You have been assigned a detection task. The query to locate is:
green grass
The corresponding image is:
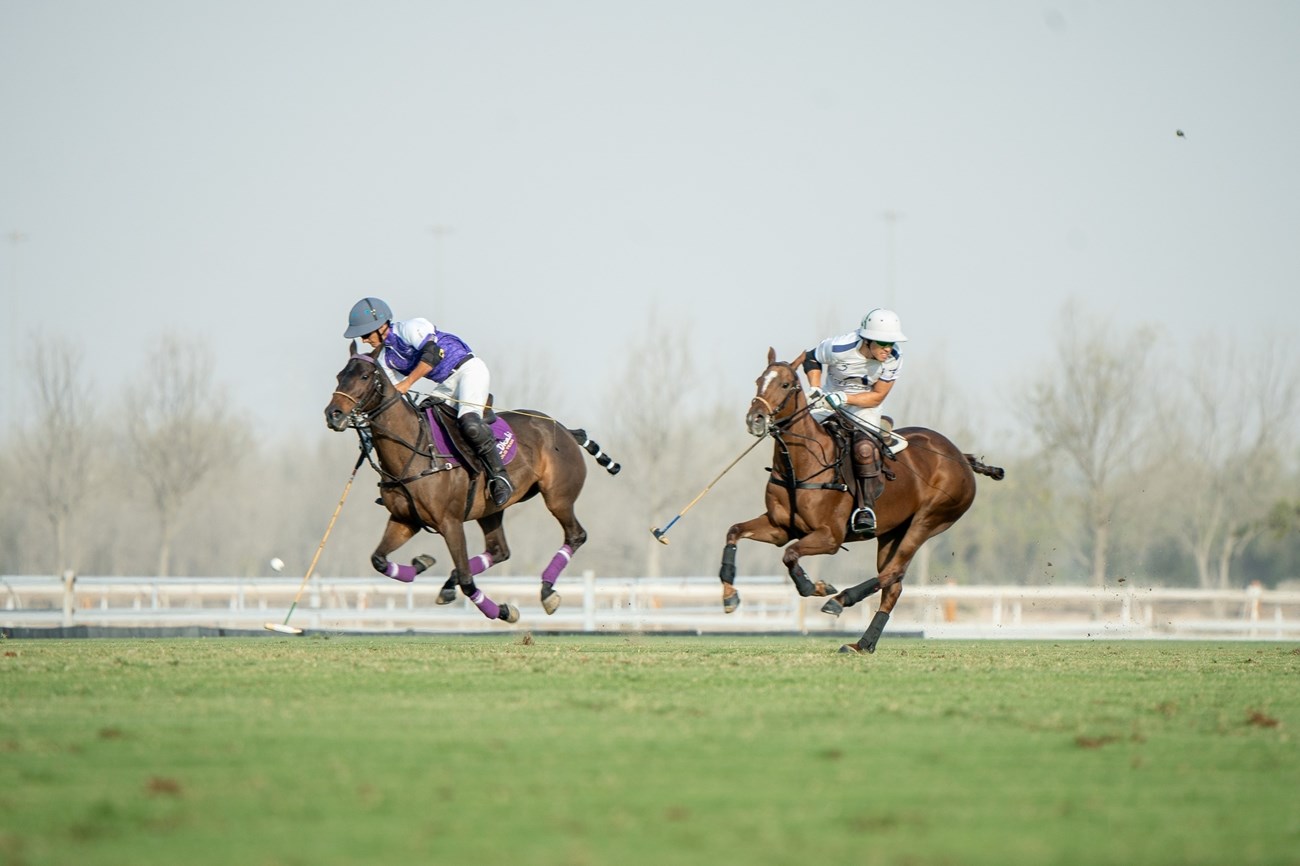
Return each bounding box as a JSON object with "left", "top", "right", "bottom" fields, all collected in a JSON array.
[{"left": 2, "top": 636, "right": 1298, "bottom": 866}]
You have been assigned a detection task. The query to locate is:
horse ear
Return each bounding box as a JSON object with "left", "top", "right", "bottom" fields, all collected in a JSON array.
[{"left": 767, "top": 346, "right": 777, "bottom": 365}]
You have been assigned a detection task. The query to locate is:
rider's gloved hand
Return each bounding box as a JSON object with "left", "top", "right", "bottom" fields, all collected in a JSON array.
[
  {"left": 806, "top": 386, "right": 824, "bottom": 404},
  {"left": 824, "top": 391, "right": 847, "bottom": 410}
]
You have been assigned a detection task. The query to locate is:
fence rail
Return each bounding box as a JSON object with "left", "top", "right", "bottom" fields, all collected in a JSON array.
[{"left": 3, "top": 573, "right": 1299, "bottom": 639}]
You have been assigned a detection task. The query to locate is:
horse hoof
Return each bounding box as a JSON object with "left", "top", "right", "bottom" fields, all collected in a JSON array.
[
  {"left": 722, "top": 590, "right": 741, "bottom": 614},
  {"left": 436, "top": 587, "right": 457, "bottom": 605},
  {"left": 413, "top": 554, "right": 436, "bottom": 574},
  {"left": 821, "top": 597, "right": 844, "bottom": 617},
  {"left": 813, "top": 581, "right": 838, "bottom": 597},
  {"left": 541, "top": 589, "right": 561, "bottom": 615},
  {"left": 837, "top": 643, "right": 863, "bottom": 654},
  {"left": 498, "top": 603, "right": 521, "bottom": 624}
]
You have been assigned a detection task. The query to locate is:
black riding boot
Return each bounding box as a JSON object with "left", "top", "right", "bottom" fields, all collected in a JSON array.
[
  {"left": 458, "top": 413, "right": 514, "bottom": 507},
  {"left": 850, "top": 435, "right": 880, "bottom": 535}
]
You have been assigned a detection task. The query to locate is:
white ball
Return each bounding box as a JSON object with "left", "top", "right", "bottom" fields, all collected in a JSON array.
[{"left": 270, "top": 557, "right": 285, "bottom": 573}]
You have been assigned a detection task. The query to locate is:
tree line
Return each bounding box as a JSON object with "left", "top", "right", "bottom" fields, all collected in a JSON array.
[{"left": 3, "top": 301, "right": 1298, "bottom": 590}]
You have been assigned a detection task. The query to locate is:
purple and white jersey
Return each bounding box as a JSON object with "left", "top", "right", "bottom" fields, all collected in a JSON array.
[
  {"left": 813, "top": 332, "right": 903, "bottom": 395},
  {"left": 378, "top": 318, "right": 473, "bottom": 384}
]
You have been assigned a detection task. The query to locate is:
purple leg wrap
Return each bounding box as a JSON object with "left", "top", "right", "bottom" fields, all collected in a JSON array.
[
  {"left": 541, "top": 544, "right": 574, "bottom": 586},
  {"left": 469, "top": 553, "right": 495, "bottom": 576},
  {"left": 470, "top": 590, "right": 500, "bottom": 620},
  {"left": 385, "top": 562, "right": 417, "bottom": 583}
]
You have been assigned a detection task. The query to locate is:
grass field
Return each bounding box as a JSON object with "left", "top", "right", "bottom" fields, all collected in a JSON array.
[{"left": 2, "top": 635, "right": 1297, "bottom": 866}]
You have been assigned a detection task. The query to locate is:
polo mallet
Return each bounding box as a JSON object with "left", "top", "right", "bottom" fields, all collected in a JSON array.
[
  {"left": 651, "top": 433, "right": 768, "bottom": 544},
  {"left": 264, "top": 447, "right": 368, "bottom": 635}
]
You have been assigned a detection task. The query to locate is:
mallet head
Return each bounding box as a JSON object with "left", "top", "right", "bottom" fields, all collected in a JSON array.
[{"left": 263, "top": 622, "right": 304, "bottom": 636}]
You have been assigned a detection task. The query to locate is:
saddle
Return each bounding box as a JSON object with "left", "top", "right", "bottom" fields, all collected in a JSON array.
[
  {"left": 822, "top": 416, "right": 898, "bottom": 510},
  {"left": 415, "top": 396, "right": 517, "bottom": 473}
]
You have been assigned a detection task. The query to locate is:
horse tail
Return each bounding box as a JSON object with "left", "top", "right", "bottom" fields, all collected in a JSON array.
[
  {"left": 964, "top": 454, "right": 1005, "bottom": 480},
  {"left": 569, "top": 429, "right": 622, "bottom": 475}
]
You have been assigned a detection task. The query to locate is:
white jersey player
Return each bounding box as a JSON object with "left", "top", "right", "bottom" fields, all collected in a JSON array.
[{"left": 797, "top": 308, "right": 908, "bottom": 535}]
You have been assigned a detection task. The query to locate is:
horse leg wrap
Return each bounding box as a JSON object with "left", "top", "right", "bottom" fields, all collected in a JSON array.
[
  {"left": 383, "top": 562, "right": 418, "bottom": 583},
  {"left": 541, "top": 544, "right": 574, "bottom": 586},
  {"left": 861, "top": 610, "right": 890, "bottom": 654},
  {"left": 469, "top": 553, "right": 495, "bottom": 576},
  {"left": 468, "top": 588, "right": 500, "bottom": 620},
  {"left": 719, "top": 544, "right": 737, "bottom": 584},
  {"left": 845, "top": 577, "right": 881, "bottom": 605},
  {"left": 789, "top": 564, "right": 815, "bottom": 597}
]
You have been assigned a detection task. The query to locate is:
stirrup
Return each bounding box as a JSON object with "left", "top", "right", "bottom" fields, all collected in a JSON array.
[
  {"left": 850, "top": 506, "right": 876, "bottom": 534},
  {"left": 488, "top": 475, "right": 514, "bottom": 506}
]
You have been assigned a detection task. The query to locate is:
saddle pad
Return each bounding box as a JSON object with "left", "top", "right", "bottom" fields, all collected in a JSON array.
[{"left": 425, "top": 409, "right": 520, "bottom": 468}]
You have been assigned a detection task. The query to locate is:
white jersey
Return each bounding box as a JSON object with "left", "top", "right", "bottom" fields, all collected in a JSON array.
[{"left": 811, "top": 332, "right": 902, "bottom": 429}]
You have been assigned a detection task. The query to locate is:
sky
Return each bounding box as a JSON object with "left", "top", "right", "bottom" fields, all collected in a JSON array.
[{"left": 3, "top": 0, "right": 1299, "bottom": 444}]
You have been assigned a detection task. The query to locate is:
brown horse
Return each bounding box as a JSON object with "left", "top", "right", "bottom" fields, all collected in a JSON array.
[
  {"left": 719, "top": 349, "right": 1003, "bottom": 653},
  {"left": 325, "top": 352, "right": 620, "bottom": 623}
]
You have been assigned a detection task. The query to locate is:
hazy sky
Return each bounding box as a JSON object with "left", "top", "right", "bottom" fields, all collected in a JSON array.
[{"left": 3, "top": 1, "right": 1299, "bottom": 442}]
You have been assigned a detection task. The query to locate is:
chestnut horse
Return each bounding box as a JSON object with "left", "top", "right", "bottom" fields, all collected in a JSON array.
[
  {"left": 325, "top": 352, "right": 620, "bottom": 624},
  {"left": 719, "top": 349, "right": 1003, "bottom": 653}
]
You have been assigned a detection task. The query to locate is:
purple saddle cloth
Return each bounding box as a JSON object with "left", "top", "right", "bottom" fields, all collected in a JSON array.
[{"left": 425, "top": 409, "right": 519, "bottom": 469}]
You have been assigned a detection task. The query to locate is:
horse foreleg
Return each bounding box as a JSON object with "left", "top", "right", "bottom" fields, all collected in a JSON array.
[
  {"left": 441, "top": 513, "right": 514, "bottom": 605},
  {"left": 779, "top": 527, "right": 841, "bottom": 599},
  {"left": 720, "top": 516, "right": 790, "bottom": 613},
  {"left": 445, "top": 519, "right": 518, "bottom": 624},
  {"left": 840, "top": 581, "right": 903, "bottom": 654},
  {"left": 370, "top": 519, "right": 437, "bottom": 583}
]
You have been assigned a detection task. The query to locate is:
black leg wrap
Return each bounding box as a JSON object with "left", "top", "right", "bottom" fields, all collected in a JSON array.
[
  {"left": 719, "top": 543, "right": 737, "bottom": 584},
  {"left": 790, "top": 565, "right": 815, "bottom": 597},
  {"left": 454, "top": 570, "right": 473, "bottom": 590},
  {"left": 860, "top": 610, "right": 890, "bottom": 654},
  {"left": 845, "top": 577, "right": 882, "bottom": 605}
]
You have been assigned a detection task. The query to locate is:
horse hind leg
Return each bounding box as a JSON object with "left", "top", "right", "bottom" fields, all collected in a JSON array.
[
  {"left": 839, "top": 581, "right": 902, "bottom": 655},
  {"left": 538, "top": 483, "right": 588, "bottom": 615}
]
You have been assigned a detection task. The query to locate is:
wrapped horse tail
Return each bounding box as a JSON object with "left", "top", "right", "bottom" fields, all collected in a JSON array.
[{"left": 569, "top": 429, "right": 621, "bottom": 475}]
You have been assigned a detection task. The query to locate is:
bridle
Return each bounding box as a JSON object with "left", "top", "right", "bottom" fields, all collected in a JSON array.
[
  {"left": 749, "top": 363, "right": 810, "bottom": 430},
  {"left": 334, "top": 354, "right": 406, "bottom": 427}
]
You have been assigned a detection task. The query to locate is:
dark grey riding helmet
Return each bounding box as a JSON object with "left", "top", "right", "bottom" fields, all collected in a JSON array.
[{"left": 344, "top": 297, "right": 393, "bottom": 338}]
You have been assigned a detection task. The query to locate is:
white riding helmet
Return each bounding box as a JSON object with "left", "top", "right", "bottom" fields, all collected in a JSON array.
[{"left": 857, "top": 308, "right": 908, "bottom": 343}]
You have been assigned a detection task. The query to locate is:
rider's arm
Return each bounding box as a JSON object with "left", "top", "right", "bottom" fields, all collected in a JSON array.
[
  {"left": 842, "top": 379, "right": 894, "bottom": 409},
  {"left": 799, "top": 349, "right": 821, "bottom": 389},
  {"left": 395, "top": 360, "right": 434, "bottom": 394}
]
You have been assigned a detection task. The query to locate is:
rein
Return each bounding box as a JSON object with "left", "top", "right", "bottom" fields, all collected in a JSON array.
[
  {"left": 752, "top": 366, "right": 851, "bottom": 536},
  {"left": 335, "top": 356, "right": 455, "bottom": 523}
]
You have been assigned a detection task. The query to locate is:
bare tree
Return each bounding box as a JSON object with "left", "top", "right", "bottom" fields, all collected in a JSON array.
[
  {"left": 1021, "top": 301, "right": 1162, "bottom": 586},
  {"left": 604, "top": 312, "right": 702, "bottom": 578},
  {"left": 123, "top": 336, "right": 246, "bottom": 576},
  {"left": 11, "top": 338, "right": 98, "bottom": 574},
  {"left": 1165, "top": 337, "right": 1299, "bottom": 588}
]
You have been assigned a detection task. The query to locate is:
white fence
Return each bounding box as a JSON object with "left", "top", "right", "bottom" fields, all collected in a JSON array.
[{"left": 3, "top": 573, "right": 1299, "bottom": 640}]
